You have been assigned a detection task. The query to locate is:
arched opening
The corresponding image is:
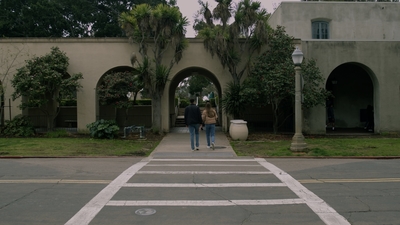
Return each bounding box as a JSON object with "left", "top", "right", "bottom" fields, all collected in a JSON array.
[
  {"left": 95, "top": 66, "right": 152, "bottom": 128},
  {"left": 168, "top": 67, "right": 222, "bottom": 129},
  {"left": 326, "top": 62, "right": 377, "bottom": 132},
  {"left": 55, "top": 73, "right": 79, "bottom": 130},
  {"left": 24, "top": 73, "right": 79, "bottom": 131}
]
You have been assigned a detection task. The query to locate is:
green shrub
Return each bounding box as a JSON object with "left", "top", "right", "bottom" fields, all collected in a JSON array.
[
  {"left": 210, "top": 98, "right": 218, "bottom": 107},
  {"left": 135, "top": 99, "right": 152, "bottom": 105},
  {"left": 86, "top": 119, "right": 120, "bottom": 139},
  {"left": 151, "top": 127, "right": 160, "bottom": 135},
  {"left": 60, "top": 99, "right": 77, "bottom": 106},
  {"left": 1, "top": 115, "right": 36, "bottom": 137},
  {"left": 179, "top": 99, "right": 189, "bottom": 108}
]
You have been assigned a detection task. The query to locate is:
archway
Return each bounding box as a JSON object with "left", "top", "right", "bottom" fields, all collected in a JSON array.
[
  {"left": 22, "top": 72, "right": 79, "bottom": 130},
  {"left": 95, "top": 66, "right": 152, "bottom": 128},
  {"left": 168, "top": 67, "right": 222, "bottom": 129},
  {"left": 326, "top": 62, "right": 378, "bottom": 132}
]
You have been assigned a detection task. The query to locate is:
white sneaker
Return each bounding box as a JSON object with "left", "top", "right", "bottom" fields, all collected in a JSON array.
[
  {"left": 332, "top": 127, "right": 335, "bottom": 131},
  {"left": 206, "top": 146, "right": 210, "bottom": 149},
  {"left": 211, "top": 142, "right": 215, "bottom": 150}
]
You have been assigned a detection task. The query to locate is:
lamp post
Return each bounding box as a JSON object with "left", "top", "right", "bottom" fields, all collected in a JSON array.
[{"left": 290, "top": 47, "right": 307, "bottom": 151}]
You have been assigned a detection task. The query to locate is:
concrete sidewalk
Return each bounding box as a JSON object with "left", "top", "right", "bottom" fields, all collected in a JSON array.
[{"left": 150, "top": 126, "right": 237, "bottom": 158}]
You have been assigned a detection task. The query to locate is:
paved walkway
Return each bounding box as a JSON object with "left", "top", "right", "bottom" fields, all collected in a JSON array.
[{"left": 150, "top": 126, "right": 237, "bottom": 158}]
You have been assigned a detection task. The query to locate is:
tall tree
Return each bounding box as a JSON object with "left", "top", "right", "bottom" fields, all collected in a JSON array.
[
  {"left": 196, "top": 0, "right": 270, "bottom": 85},
  {"left": 0, "top": 0, "right": 169, "bottom": 37},
  {"left": 89, "top": 0, "right": 172, "bottom": 37},
  {"left": 120, "top": 3, "right": 188, "bottom": 133},
  {"left": 244, "top": 26, "right": 330, "bottom": 133},
  {"left": 0, "top": 0, "right": 71, "bottom": 37},
  {"left": 11, "top": 47, "right": 83, "bottom": 129}
]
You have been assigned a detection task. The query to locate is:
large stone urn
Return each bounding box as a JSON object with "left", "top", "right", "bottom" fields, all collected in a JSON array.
[{"left": 229, "top": 120, "right": 248, "bottom": 141}]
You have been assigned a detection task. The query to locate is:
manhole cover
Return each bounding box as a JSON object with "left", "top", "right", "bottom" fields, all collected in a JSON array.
[{"left": 135, "top": 208, "right": 156, "bottom": 216}]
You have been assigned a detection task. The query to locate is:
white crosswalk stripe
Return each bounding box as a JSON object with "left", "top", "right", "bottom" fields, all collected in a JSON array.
[
  {"left": 65, "top": 157, "right": 350, "bottom": 225},
  {"left": 136, "top": 171, "right": 272, "bottom": 174},
  {"left": 122, "top": 183, "right": 287, "bottom": 187},
  {"left": 106, "top": 199, "right": 306, "bottom": 206}
]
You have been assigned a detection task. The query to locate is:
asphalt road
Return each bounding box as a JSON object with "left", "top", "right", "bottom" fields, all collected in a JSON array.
[{"left": 1, "top": 157, "right": 399, "bottom": 225}]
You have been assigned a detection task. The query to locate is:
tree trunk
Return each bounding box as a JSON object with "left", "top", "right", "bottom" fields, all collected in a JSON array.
[
  {"left": 44, "top": 92, "right": 60, "bottom": 131},
  {"left": 151, "top": 95, "right": 162, "bottom": 134},
  {"left": 46, "top": 99, "right": 57, "bottom": 130},
  {"left": 272, "top": 102, "right": 279, "bottom": 134}
]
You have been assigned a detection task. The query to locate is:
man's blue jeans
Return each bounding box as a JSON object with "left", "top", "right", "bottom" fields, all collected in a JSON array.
[
  {"left": 205, "top": 124, "right": 216, "bottom": 147},
  {"left": 188, "top": 124, "right": 200, "bottom": 150}
]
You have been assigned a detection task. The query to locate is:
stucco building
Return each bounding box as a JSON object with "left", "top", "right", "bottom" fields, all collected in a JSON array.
[
  {"left": 269, "top": 1, "right": 400, "bottom": 134},
  {"left": 0, "top": 38, "right": 233, "bottom": 132},
  {"left": 1, "top": 1, "right": 399, "bottom": 134}
]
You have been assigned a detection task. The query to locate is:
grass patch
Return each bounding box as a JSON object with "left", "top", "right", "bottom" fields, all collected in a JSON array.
[
  {"left": 2, "top": 132, "right": 400, "bottom": 158},
  {"left": 45, "top": 130, "right": 70, "bottom": 138},
  {"left": 0, "top": 138, "right": 160, "bottom": 157},
  {"left": 232, "top": 136, "right": 400, "bottom": 157}
]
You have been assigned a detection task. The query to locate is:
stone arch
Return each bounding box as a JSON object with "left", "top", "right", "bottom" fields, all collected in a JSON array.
[
  {"left": 168, "top": 66, "right": 223, "bottom": 129},
  {"left": 56, "top": 72, "right": 79, "bottom": 129},
  {"left": 22, "top": 71, "right": 80, "bottom": 130},
  {"left": 95, "top": 66, "right": 151, "bottom": 127},
  {"left": 325, "top": 62, "right": 379, "bottom": 132}
]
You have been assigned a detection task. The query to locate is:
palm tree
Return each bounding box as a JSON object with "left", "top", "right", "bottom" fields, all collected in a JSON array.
[
  {"left": 120, "top": 3, "right": 188, "bottom": 133},
  {"left": 195, "top": 0, "right": 270, "bottom": 119},
  {"left": 196, "top": 0, "right": 270, "bottom": 85}
]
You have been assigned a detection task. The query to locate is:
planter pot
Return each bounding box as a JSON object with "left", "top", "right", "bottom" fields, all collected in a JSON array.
[
  {"left": 229, "top": 120, "right": 243, "bottom": 137},
  {"left": 229, "top": 120, "right": 248, "bottom": 141}
]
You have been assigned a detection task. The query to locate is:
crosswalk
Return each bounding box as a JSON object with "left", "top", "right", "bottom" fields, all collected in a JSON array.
[{"left": 65, "top": 158, "right": 350, "bottom": 225}]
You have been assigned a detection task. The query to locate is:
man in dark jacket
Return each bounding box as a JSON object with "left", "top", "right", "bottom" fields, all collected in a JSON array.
[{"left": 184, "top": 98, "right": 203, "bottom": 151}]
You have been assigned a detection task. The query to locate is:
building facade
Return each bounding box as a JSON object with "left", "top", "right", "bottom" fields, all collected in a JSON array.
[
  {"left": 269, "top": 2, "right": 400, "bottom": 134},
  {"left": 0, "top": 38, "right": 232, "bottom": 132},
  {"left": 1, "top": 2, "right": 400, "bottom": 134}
]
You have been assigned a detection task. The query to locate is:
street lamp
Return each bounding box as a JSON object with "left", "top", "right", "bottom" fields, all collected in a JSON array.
[{"left": 290, "top": 47, "right": 307, "bottom": 151}]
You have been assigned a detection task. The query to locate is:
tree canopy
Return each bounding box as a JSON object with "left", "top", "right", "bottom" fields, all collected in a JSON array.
[
  {"left": 188, "top": 75, "right": 211, "bottom": 96},
  {"left": 97, "top": 71, "right": 143, "bottom": 109},
  {"left": 11, "top": 47, "right": 83, "bottom": 129},
  {"left": 120, "top": 3, "right": 188, "bottom": 132},
  {"left": 244, "top": 26, "right": 330, "bottom": 133},
  {"left": 0, "top": 0, "right": 169, "bottom": 37},
  {"left": 97, "top": 70, "right": 143, "bottom": 125},
  {"left": 195, "top": 0, "right": 271, "bottom": 85}
]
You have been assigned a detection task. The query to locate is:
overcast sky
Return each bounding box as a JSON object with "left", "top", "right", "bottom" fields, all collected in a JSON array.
[{"left": 176, "top": 0, "right": 300, "bottom": 37}]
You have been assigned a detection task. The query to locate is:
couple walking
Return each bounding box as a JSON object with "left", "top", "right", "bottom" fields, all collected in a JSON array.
[{"left": 184, "top": 99, "right": 218, "bottom": 151}]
